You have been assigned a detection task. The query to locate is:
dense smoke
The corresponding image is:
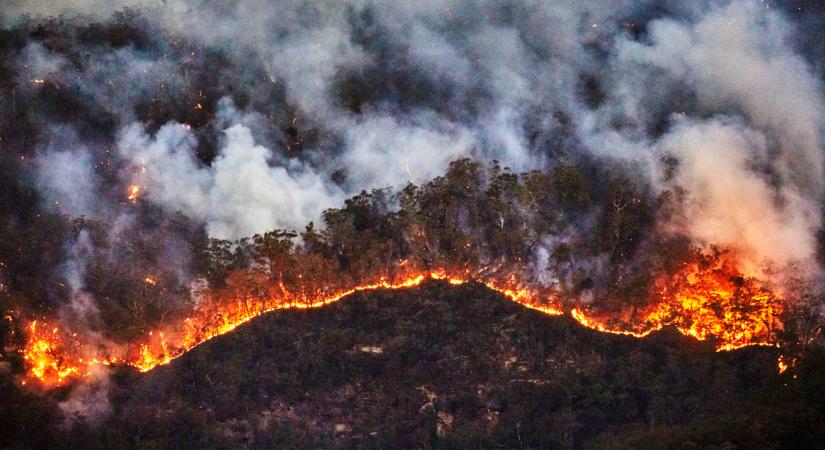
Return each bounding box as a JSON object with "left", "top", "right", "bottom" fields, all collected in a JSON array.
[
  {"left": 2, "top": 0, "right": 825, "bottom": 419},
  {"left": 4, "top": 0, "right": 821, "bottom": 253},
  {"left": 658, "top": 118, "right": 819, "bottom": 273},
  {"left": 611, "top": 1, "right": 824, "bottom": 272}
]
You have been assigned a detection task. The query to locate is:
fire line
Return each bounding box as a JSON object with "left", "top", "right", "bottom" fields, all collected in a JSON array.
[{"left": 21, "top": 266, "right": 781, "bottom": 387}]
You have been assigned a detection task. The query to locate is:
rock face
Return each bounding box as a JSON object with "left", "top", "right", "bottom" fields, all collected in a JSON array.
[{"left": 105, "top": 280, "right": 795, "bottom": 448}]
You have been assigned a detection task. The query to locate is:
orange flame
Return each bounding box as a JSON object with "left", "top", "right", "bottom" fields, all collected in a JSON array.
[
  {"left": 777, "top": 356, "right": 789, "bottom": 374},
  {"left": 22, "top": 320, "right": 129, "bottom": 386},
  {"left": 23, "top": 321, "right": 80, "bottom": 385},
  {"left": 20, "top": 263, "right": 781, "bottom": 387},
  {"left": 570, "top": 261, "right": 781, "bottom": 350}
]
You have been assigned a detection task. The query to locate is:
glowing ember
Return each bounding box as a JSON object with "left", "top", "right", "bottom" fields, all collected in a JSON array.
[
  {"left": 127, "top": 184, "right": 141, "bottom": 203},
  {"left": 778, "top": 356, "right": 789, "bottom": 374}
]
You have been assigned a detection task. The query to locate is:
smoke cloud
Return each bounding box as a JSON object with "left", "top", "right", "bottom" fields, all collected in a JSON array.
[
  {"left": 659, "top": 118, "right": 819, "bottom": 272},
  {"left": 4, "top": 0, "right": 822, "bottom": 269},
  {"left": 117, "top": 120, "right": 347, "bottom": 238},
  {"left": 4, "top": 2, "right": 822, "bottom": 254},
  {"left": 608, "top": 1, "right": 824, "bottom": 272},
  {"left": 3, "top": 1, "right": 825, "bottom": 411},
  {"left": 35, "top": 132, "right": 101, "bottom": 218}
]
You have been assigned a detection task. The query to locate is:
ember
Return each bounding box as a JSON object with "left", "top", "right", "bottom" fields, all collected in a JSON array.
[{"left": 127, "top": 185, "right": 141, "bottom": 203}]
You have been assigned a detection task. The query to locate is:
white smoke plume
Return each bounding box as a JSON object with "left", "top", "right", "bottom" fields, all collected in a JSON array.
[
  {"left": 609, "top": 1, "right": 824, "bottom": 272},
  {"left": 615, "top": 1, "right": 824, "bottom": 190},
  {"left": 117, "top": 120, "right": 346, "bottom": 238},
  {"left": 60, "top": 230, "right": 101, "bottom": 324},
  {"left": 7, "top": 0, "right": 820, "bottom": 267},
  {"left": 35, "top": 141, "right": 100, "bottom": 218},
  {"left": 340, "top": 114, "right": 476, "bottom": 191},
  {"left": 6, "top": 0, "right": 824, "bottom": 276},
  {"left": 5, "top": 1, "right": 821, "bottom": 267},
  {"left": 658, "top": 118, "right": 819, "bottom": 273}
]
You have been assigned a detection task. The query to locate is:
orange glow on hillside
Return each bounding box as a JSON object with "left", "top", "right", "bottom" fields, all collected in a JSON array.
[
  {"left": 569, "top": 260, "right": 781, "bottom": 350},
  {"left": 20, "top": 262, "right": 781, "bottom": 387},
  {"left": 23, "top": 321, "right": 123, "bottom": 386}
]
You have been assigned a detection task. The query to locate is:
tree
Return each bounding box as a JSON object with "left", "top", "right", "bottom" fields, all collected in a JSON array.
[
  {"left": 200, "top": 238, "right": 234, "bottom": 288},
  {"left": 251, "top": 230, "right": 296, "bottom": 285}
]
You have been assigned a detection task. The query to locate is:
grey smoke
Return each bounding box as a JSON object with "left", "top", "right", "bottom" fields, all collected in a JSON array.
[
  {"left": 16, "top": 42, "right": 66, "bottom": 83},
  {"left": 117, "top": 120, "right": 347, "bottom": 238},
  {"left": 339, "top": 113, "right": 476, "bottom": 191},
  {"left": 60, "top": 230, "right": 101, "bottom": 324},
  {"left": 614, "top": 0, "right": 824, "bottom": 193},
  {"left": 609, "top": 1, "right": 824, "bottom": 272},
  {"left": 4, "top": 0, "right": 825, "bottom": 426},
  {"left": 58, "top": 364, "right": 111, "bottom": 425},
  {"left": 9, "top": 0, "right": 825, "bottom": 270},
  {"left": 658, "top": 117, "right": 819, "bottom": 273},
  {"left": 35, "top": 127, "right": 101, "bottom": 218}
]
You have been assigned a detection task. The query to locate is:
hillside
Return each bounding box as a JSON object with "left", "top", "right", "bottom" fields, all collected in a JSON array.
[
  {"left": 4, "top": 3, "right": 825, "bottom": 449},
  {"left": 30, "top": 280, "right": 810, "bottom": 449}
]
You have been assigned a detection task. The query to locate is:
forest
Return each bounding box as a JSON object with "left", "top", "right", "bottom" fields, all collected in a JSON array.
[{"left": 2, "top": 1, "right": 825, "bottom": 448}]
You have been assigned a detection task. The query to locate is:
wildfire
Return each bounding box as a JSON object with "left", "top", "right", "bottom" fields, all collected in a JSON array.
[
  {"left": 19, "top": 262, "right": 783, "bottom": 387},
  {"left": 23, "top": 321, "right": 79, "bottom": 385},
  {"left": 22, "top": 321, "right": 125, "bottom": 386},
  {"left": 570, "top": 260, "right": 781, "bottom": 351},
  {"left": 20, "top": 269, "right": 553, "bottom": 384}
]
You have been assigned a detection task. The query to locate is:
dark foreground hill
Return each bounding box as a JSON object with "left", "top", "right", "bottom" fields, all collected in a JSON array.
[{"left": 3, "top": 280, "right": 825, "bottom": 449}]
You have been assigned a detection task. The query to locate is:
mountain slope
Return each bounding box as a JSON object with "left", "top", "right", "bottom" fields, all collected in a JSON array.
[{"left": 95, "top": 280, "right": 813, "bottom": 449}]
